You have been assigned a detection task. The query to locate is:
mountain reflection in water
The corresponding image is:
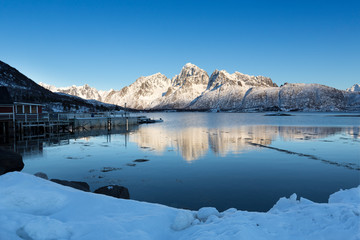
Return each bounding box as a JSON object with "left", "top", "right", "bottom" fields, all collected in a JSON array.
[
  {"left": 2, "top": 125, "right": 359, "bottom": 163},
  {"left": 130, "top": 125, "right": 358, "bottom": 161},
  {"left": 2, "top": 125, "right": 358, "bottom": 162}
]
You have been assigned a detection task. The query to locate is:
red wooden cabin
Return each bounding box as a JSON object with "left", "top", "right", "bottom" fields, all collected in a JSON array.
[{"left": 0, "top": 87, "right": 43, "bottom": 121}]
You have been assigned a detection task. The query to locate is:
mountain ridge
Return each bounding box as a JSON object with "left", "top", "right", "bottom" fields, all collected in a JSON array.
[
  {"left": 40, "top": 63, "right": 282, "bottom": 110},
  {"left": 6, "top": 61, "right": 360, "bottom": 112},
  {"left": 0, "top": 60, "right": 120, "bottom": 112}
]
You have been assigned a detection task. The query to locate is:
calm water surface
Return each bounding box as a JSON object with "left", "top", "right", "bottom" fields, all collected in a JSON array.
[{"left": 16, "top": 113, "right": 360, "bottom": 211}]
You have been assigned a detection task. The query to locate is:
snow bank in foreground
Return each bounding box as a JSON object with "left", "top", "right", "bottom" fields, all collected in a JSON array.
[{"left": 0, "top": 172, "right": 359, "bottom": 240}]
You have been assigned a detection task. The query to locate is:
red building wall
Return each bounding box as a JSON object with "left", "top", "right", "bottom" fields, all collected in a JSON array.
[{"left": 0, "top": 106, "right": 13, "bottom": 113}]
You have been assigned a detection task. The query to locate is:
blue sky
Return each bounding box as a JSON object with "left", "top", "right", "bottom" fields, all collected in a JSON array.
[{"left": 0, "top": 0, "right": 359, "bottom": 90}]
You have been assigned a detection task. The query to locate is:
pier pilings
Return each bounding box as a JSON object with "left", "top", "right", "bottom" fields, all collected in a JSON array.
[{"left": 1, "top": 113, "right": 140, "bottom": 139}]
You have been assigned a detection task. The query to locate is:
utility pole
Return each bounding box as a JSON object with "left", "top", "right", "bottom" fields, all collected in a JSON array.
[{"left": 124, "top": 103, "right": 127, "bottom": 117}]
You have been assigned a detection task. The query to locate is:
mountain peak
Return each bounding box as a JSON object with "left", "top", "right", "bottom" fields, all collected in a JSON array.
[
  {"left": 152, "top": 72, "right": 165, "bottom": 77},
  {"left": 347, "top": 84, "right": 360, "bottom": 92},
  {"left": 172, "top": 63, "right": 209, "bottom": 87},
  {"left": 136, "top": 73, "right": 168, "bottom": 84},
  {"left": 183, "top": 63, "right": 199, "bottom": 69}
]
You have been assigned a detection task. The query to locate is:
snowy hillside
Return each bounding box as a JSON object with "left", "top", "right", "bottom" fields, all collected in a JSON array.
[
  {"left": 0, "top": 60, "right": 56, "bottom": 102},
  {"left": 237, "top": 83, "right": 346, "bottom": 112},
  {"left": 0, "top": 172, "right": 359, "bottom": 240},
  {"left": 39, "top": 63, "right": 360, "bottom": 112},
  {"left": 0, "top": 61, "right": 87, "bottom": 110},
  {"left": 0, "top": 60, "right": 119, "bottom": 112}
]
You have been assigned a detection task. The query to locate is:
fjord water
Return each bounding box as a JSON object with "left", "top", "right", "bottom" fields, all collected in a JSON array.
[{"left": 21, "top": 112, "right": 359, "bottom": 212}]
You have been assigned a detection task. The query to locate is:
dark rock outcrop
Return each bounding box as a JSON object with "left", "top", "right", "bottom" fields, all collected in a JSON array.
[
  {"left": 0, "top": 148, "right": 24, "bottom": 175},
  {"left": 50, "top": 179, "right": 90, "bottom": 192},
  {"left": 94, "top": 185, "right": 130, "bottom": 199},
  {"left": 265, "top": 113, "right": 293, "bottom": 116},
  {"left": 34, "top": 172, "right": 48, "bottom": 180},
  {"left": 133, "top": 159, "right": 149, "bottom": 163}
]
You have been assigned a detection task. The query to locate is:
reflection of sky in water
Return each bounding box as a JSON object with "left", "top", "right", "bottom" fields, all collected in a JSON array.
[{"left": 11, "top": 113, "right": 360, "bottom": 212}]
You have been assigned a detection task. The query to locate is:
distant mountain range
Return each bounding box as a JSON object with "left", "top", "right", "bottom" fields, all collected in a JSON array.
[
  {"left": 39, "top": 63, "right": 360, "bottom": 112},
  {"left": 0, "top": 60, "right": 359, "bottom": 112},
  {"left": 347, "top": 84, "right": 360, "bottom": 92},
  {"left": 0, "top": 60, "right": 119, "bottom": 112}
]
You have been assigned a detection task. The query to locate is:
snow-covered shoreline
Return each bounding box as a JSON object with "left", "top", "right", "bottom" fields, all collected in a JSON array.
[{"left": 0, "top": 172, "right": 359, "bottom": 240}]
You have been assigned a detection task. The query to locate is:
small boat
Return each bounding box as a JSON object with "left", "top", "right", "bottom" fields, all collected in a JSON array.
[{"left": 138, "top": 117, "right": 164, "bottom": 124}]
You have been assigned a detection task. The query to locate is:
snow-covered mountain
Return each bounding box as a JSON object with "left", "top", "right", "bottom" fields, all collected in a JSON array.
[
  {"left": 153, "top": 63, "right": 210, "bottom": 109},
  {"left": 240, "top": 83, "right": 347, "bottom": 111},
  {"left": 40, "top": 63, "right": 277, "bottom": 110},
  {"left": 104, "top": 73, "right": 172, "bottom": 109},
  {"left": 39, "top": 82, "right": 112, "bottom": 102},
  {"left": 40, "top": 63, "right": 360, "bottom": 112},
  {"left": 347, "top": 84, "right": 360, "bottom": 92},
  {"left": 102, "top": 63, "right": 211, "bottom": 109},
  {"left": 188, "top": 69, "right": 276, "bottom": 110}
]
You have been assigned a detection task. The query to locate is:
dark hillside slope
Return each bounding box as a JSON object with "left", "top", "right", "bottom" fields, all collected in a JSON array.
[{"left": 0, "top": 60, "right": 116, "bottom": 111}]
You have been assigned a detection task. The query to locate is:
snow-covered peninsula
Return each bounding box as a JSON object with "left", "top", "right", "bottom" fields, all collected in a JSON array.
[{"left": 0, "top": 172, "right": 359, "bottom": 240}]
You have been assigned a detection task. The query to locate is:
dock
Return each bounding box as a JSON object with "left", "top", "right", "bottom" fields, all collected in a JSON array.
[
  {"left": 0, "top": 87, "right": 145, "bottom": 138},
  {"left": 0, "top": 111, "right": 141, "bottom": 139}
]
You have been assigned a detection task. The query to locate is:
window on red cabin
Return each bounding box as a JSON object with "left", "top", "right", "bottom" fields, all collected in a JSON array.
[
  {"left": 31, "top": 106, "right": 37, "bottom": 113},
  {"left": 24, "top": 106, "right": 30, "bottom": 114},
  {"left": 16, "top": 105, "right": 22, "bottom": 114}
]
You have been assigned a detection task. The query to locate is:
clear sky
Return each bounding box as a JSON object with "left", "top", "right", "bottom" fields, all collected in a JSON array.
[{"left": 0, "top": 0, "right": 359, "bottom": 90}]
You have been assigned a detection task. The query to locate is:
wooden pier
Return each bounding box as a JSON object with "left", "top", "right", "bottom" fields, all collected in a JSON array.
[
  {"left": 69, "top": 113, "right": 138, "bottom": 131},
  {"left": 0, "top": 113, "right": 72, "bottom": 138},
  {"left": 0, "top": 112, "right": 141, "bottom": 138}
]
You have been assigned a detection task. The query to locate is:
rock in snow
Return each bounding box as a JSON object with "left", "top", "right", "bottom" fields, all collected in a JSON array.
[
  {"left": 50, "top": 179, "right": 90, "bottom": 192},
  {"left": 40, "top": 63, "right": 360, "bottom": 111},
  {"left": 0, "top": 148, "right": 24, "bottom": 175},
  {"left": 0, "top": 172, "right": 359, "bottom": 240},
  {"left": 34, "top": 172, "right": 48, "bottom": 180},
  {"left": 93, "top": 185, "right": 130, "bottom": 199}
]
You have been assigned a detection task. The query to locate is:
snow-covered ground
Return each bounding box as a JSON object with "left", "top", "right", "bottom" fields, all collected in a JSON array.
[{"left": 0, "top": 172, "right": 359, "bottom": 240}]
